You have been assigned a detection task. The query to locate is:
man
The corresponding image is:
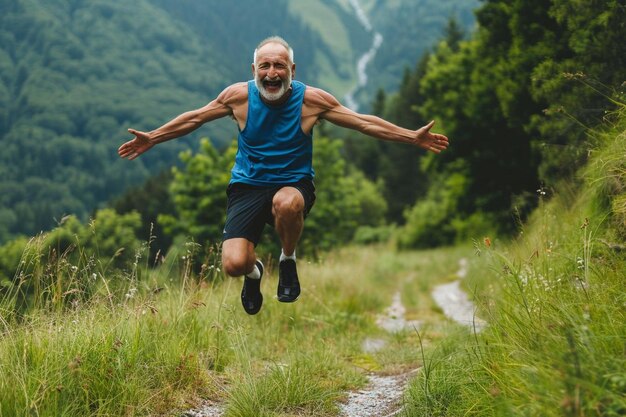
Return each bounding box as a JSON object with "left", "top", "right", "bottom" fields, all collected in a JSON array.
[{"left": 118, "top": 36, "right": 449, "bottom": 315}]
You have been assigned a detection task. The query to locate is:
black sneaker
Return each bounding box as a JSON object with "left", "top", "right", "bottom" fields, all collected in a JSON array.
[
  {"left": 241, "top": 260, "right": 264, "bottom": 315},
  {"left": 278, "top": 258, "right": 300, "bottom": 302}
]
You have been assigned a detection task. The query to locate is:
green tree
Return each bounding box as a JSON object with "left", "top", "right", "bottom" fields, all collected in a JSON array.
[
  {"left": 302, "top": 137, "right": 387, "bottom": 253},
  {"left": 112, "top": 170, "right": 176, "bottom": 258},
  {"left": 343, "top": 54, "right": 433, "bottom": 224},
  {"left": 444, "top": 16, "right": 465, "bottom": 52},
  {"left": 398, "top": 0, "right": 626, "bottom": 247},
  {"left": 159, "top": 139, "right": 234, "bottom": 248},
  {"left": 371, "top": 88, "right": 386, "bottom": 117},
  {"left": 530, "top": 0, "right": 626, "bottom": 182}
]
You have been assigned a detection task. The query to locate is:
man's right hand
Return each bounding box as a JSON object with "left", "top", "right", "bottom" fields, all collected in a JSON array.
[{"left": 118, "top": 128, "right": 154, "bottom": 160}]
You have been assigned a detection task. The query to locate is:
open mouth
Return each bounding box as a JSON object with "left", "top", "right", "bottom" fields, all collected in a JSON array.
[{"left": 263, "top": 79, "right": 282, "bottom": 90}]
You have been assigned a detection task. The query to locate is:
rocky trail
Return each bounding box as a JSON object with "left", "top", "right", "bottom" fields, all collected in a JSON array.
[{"left": 182, "top": 258, "right": 484, "bottom": 417}]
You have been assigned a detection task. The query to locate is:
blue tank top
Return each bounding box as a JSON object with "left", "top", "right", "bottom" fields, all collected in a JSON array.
[{"left": 230, "top": 80, "right": 314, "bottom": 185}]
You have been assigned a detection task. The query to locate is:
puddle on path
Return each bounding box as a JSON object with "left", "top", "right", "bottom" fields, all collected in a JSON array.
[{"left": 431, "top": 258, "right": 486, "bottom": 332}]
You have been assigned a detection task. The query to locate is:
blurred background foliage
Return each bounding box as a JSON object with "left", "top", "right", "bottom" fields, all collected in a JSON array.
[{"left": 0, "top": 0, "right": 624, "bottom": 263}]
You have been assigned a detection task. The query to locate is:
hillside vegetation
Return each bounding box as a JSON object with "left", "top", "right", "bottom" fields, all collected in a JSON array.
[
  {"left": 0, "top": 111, "right": 623, "bottom": 415},
  {"left": 0, "top": 1, "right": 624, "bottom": 415},
  {"left": 404, "top": 106, "right": 626, "bottom": 416},
  {"left": 0, "top": 0, "right": 342, "bottom": 241},
  {"left": 0, "top": 0, "right": 476, "bottom": 243},
  {"left": 341, "top": 0, "right": 626, "bottom": 234}
]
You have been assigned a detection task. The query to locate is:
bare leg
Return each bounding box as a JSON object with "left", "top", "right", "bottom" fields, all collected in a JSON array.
[
  {"left": 272, "top": 187, "right": 305, "bottom": 255},
  {"left": 273, "top": 187, "right": 304, "bottom": 302},
  {"left": 224, "top": 238, "right": 265, "bottom": 315},
  {"left": 222, "top": 238, "right": 256, "bottom": 277}
]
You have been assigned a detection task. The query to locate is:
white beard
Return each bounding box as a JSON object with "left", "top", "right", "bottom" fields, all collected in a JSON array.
[{"left": 255, "top": 71, "right": 292, "bottom": 102}]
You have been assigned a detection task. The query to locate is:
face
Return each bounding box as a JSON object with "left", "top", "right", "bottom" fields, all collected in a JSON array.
[{"left": 253, "top": 43, "right": 295, "bottom": 103}]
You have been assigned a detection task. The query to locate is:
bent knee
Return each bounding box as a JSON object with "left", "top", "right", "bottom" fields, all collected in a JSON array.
[
  {"left": 272, "top": 191, "right": 304, "bottom": 217},
  {"left": 222, "top": 252, "right": 255, "bottom": 277}
]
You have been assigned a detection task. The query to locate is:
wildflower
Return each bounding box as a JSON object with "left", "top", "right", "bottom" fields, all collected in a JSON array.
[
  {"left": 484, "top": 237, "right": 492, "bottom": 248},
  {"left": 576, "top": 257, "right": 585, "bottom": 270},
  {"left": 125, "top": 288, "right": 138, "bottom": 299},
  {"left": 580, "top": 218, "right": 589, "bottom": 229}
]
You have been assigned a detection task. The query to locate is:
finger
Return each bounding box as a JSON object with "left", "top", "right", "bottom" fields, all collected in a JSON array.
[
  {"left": 431, "top": 139, "right": 448, "bottom": 150},
  {"left": 118, "top": 144, "right": 133, "bottom": 155},
  {"left": 128, "top": 128, "right": 146, "bottom": 139},
  {"left": 428, "top": 146, "right": 441, "bottom": 154},
  {"left": 432, "top": 135, "right": 448, "bottom": 148},
  {"left": 423, "top": 120, "right": 435, "bottom": 131},
  {"left": 118, "top": 145, "right": 135, "bottom": 157}
]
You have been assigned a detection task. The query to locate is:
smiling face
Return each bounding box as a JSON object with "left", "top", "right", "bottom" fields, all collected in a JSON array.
[{"left": 253, "top": 42, "right": 295, "bottom": 103}]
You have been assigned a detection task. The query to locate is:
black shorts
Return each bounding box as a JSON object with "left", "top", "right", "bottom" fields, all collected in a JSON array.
[{"left": 222, "top": 178, "right": 316, "bottom": 246}]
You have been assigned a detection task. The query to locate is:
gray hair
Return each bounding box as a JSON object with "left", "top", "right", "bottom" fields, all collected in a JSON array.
[{"left": 253, "top": 36, "right": 294, "bottom": 64}]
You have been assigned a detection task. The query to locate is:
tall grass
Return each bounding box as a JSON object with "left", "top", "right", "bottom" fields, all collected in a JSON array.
[
  {"left": 403, "top": 110, "right": 626, "bottom": 416},
  {"left": 7, "top": 112, "right": 623, "bottom": 416},
  {"left": 0, "top": 236, "right": 227, "bottom": 416},
  {"left": 1, "top": 236, "right": 467, "bottom": 416}
]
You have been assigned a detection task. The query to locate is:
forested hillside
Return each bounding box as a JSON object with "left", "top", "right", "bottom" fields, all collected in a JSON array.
[
  {"left": 0, "top": 0, "right": 476, "bottom": 243},
  {"left": 343, "top": 0, "right": 626, "bottom": 239},
  {"left": 0, "top": 1, "right": 625, "bottom": 415},
  {"left": 354, "top": 0, "right": 479, "bottom": 105},
  {"left": 0, "top": 0, "right": 339, "bottom": 242}
]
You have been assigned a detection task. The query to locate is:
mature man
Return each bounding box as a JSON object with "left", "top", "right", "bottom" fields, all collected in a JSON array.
[{"left": 118, "top": 36, "right": 449, "bottom": 315}]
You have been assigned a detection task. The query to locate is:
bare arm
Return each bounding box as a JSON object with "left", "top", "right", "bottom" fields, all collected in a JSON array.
[
  {"left": 118, "top": 83, "right": 246, "bottom": 160},
  {"left": 304, "top": 87, "right": 449, "bottom": 153}
]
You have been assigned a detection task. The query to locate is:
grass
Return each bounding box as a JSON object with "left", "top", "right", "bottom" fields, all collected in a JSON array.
[
  {"left": 402, "top": 109, "right": 626, "bottom": 416},
  {"left": 0, "top": 240, "right": 468, "bottom": 417},
  {"left": 3, "top": 112, "right": 624, "bottom": 416}
]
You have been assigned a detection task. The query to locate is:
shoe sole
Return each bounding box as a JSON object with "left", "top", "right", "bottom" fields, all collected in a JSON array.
[
  {"left": 277, "top": 285, "right": 300, "bottom": 303},
  {"left": 278, "top": 295, "right": 299, "bottom": 303}
]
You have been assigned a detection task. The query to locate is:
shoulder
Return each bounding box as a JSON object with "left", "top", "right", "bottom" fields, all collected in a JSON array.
[
  {"left": 303, "top": 85, "right": 341, "bottom": 111},
  {"left": 217, "top": 82, "right": 249, "bottom": 106}
]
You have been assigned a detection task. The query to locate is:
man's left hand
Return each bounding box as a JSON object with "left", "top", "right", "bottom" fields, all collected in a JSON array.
[{"left": 414, "top": 120, "right": 449, "bottom": 154}]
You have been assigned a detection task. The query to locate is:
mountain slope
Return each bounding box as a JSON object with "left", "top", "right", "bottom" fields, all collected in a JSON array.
[
  {"left": 0, "top": 0, "right": 477, "bottom": 242},
  {"left": 0, "top": 0, "right": 362, "bottom": 241}
]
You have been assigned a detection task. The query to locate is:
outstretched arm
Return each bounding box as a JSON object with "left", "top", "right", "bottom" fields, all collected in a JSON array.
[
  {"left": 304, "top": 87, "right": 449, "bottom": 153},
  {"left": 118, "top": 83, "right": 245, "bottom": 160}
]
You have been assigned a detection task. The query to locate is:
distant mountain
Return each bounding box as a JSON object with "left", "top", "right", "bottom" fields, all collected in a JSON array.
[
  {"left": 351, "top": 0, "right": 479, "bottom": 107},
  {"left": 0, "top": 0, "right": 477, "bottom": 242}
]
